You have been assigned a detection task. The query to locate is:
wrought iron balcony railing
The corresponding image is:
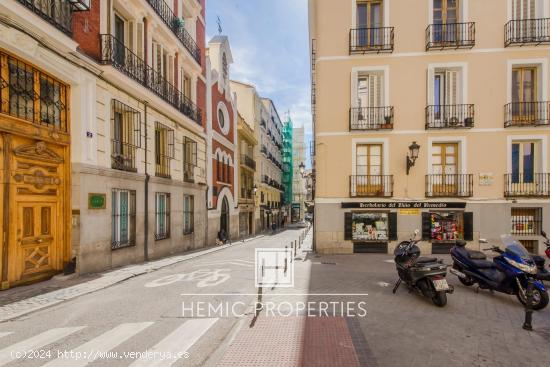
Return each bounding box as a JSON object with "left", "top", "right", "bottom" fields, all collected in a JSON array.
[
  {"left": 100, "top": 34, "right": 202, "bottom": 125},
  {"left": 349, "top": 27, "right": 394, "bottom": 54},
  {"left": 426, "top": 174, "right": 473, "bottom": 197},
  {"left": 505, "top": 173, "right": 550, "bottom": 197},
  {"left": 504, "top": 102, "right": 550, "bottom": 127},
  {"left": 426, "top": 104, "right": 475, "bottom": 129},
  {"left": 350, "top": 175, "right": 394, "bottom": 198},
  {"left": 16, "top": 0, "right": 74, "bottom": 35},
  {"left": 241, "top": 155, "right": 256, "bottom": 170},
  {"left": 349, "top": 107, "right": 394, "bottom": 130},
  {"left": 145, "top": 0, "right": 201, "bottom": 64},
  {"left": 505, "top": 18, "right": 550, "bottom": 46},
  {"left": 426, "top": 22, "right": 475, "bottom": 50}
]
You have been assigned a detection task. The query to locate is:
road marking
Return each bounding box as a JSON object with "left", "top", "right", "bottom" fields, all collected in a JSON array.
[
  {"left": 193, "top": 259, "right": 254, "bottom": 268},
  {"left": 129, "top": 318, "right": 218, "bottom": 367},
  {"left": 0, "top": 333, "right": 11, "bottom": 339},
  {"left": 0, "top": 327, "right": 84, "bottom": 366},
  {"left": 43, "top": 322, "right": 153, "bottom": 367}
]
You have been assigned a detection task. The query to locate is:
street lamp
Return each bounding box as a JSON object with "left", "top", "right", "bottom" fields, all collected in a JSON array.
[{"left": 406, "top": 141, "right": 420, "bottom": 175}]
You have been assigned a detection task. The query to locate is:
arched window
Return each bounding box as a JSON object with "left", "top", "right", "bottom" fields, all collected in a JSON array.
[
  {"left": 222, "top": 53, "right": 228, "bottom": 82},
  {"left": 217, "top": 153, "right": 221, "bottom": 181},
  {"left": 223, "top": 157, "right": 227, "bottom": 182}
]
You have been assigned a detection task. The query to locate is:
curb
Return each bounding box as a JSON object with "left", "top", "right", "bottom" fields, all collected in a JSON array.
[{"left": 0, "top": 234, "right": 265, "bottom": 323}]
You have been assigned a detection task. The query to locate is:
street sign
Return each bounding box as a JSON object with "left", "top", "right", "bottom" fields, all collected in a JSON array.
[{"left": 88, "top": 193, "right": 106, "bottom": 209}]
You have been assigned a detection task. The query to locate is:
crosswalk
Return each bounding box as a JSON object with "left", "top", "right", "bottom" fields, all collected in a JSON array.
[{"left": 0, "top": 318, "right": 218, "bottom": 366}]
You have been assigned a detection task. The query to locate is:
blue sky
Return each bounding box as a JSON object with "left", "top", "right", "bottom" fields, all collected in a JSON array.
[{"left": 205, "top": 0, "right": 312, "bottom": 163}]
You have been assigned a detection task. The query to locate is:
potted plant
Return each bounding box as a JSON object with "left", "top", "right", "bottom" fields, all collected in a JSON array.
[
  {"left": 464, "top": 117, "right": 474, "bottom": 127},
  {"left": 171, "top": 18, "right": 184, "bottom": 32},
  {"left": 382, "top": 115, "right": 392, "bottom": 129}
]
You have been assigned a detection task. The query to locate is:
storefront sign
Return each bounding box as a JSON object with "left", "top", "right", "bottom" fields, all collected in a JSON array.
[
  {"left": 88, "top": 193, "right": 106, "bottom": 209},
  {"left": 479, "top": 173, "right": 494, "bottom": 186},
  {"left": 341, "top": 202, "right": 467, "bottom": 209},
  {"left": 398, "top": 208, "right": 421, "bottom": 215}
]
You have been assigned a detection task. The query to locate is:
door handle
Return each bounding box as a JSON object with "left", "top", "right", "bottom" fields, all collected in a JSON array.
[{"left": 36, "top": 238, "right": 43, "bottom": 243}]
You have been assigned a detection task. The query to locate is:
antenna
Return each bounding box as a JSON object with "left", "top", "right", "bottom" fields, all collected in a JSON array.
[{"left": 217, "top": 16, "right": 223, "bottom": 35}]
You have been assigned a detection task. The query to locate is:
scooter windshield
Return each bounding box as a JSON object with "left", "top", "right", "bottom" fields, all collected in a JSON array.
[{"left": 501, "top": 234, "right": 531, "bottom": 259}]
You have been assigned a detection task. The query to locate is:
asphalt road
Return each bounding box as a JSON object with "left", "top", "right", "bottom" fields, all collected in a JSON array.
[{"left": 0, "top": 229, "right": 307, "bottom": 367}]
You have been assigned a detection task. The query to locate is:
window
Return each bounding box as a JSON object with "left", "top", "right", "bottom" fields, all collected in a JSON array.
[
  {"left": 351, "top": 212, "right": 389, "bottom": 241},
  {"left": 112, "top": 189, "right": 136, "bottom": 249},
  {"left": 183, "top": 195, "right": 194, "bottom": 234},
  {"left": 434, "top": 70, "right": 459, "bottom": 119},
  {"left": 427, "top": 212, "right": 464, "bottom": 241},
  {"left": 1, "top": 52, "right": 69, "bottom": 131},
  {"left": 512, "top": 141, "right": 537, "bottom": 183},
  {"left": 222, "top": 53, "right": 228, "bottom": 82},
  {"left": 512, "top": 0, "right": 536, "bottom": 20},
  {"left": 182, "top": 73, "right": 192, "bottom": 100},
  {"left": 183, "top": 137, "right": 197, "bottom": 182},
  {"left": 155, "top": 122, "right": 175, "bottom": 178},
  {"left": 433, "top": 0, "right": 459, "bottom": 43},
  {"left": 512, "top": 66, "right": 538, "bottom": 121},
  {"left": 218, "top": 108, "right": 225, "bottom": 130},
  {"left": 155, "top": 193, "right": 170, "bottom": 240},
  {"left": 511, "top": 208, "right": 542, "bottom": 235},
  {"left": 356, "top": 144, "right": 382, "bottom": 175},
  {"left": 111, "top": 100, "right": 141, "bottom": 172},
  {"left": 217, "top": 154, "right": 221, "bottom": 182},
  {"left": 356, "top": 1, "right": 383, "bottom": 46}
]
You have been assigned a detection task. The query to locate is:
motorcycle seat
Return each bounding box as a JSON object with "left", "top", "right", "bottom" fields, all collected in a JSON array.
[
  {"left": 471, "top": 259, "right": 495, "bottom": 269},
  {"left": 455, "top": 240, "right": 468, "bottom": 247},
  {"left": 467, "top": 250, "right": 487, "bottom": 260},
  {"left": 415, "top": 257, "right": 438, "bottom": 264}
]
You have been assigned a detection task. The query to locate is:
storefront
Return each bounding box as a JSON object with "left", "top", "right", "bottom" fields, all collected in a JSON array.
[{"left": 421, "top": 211, "right": 473, "bottom": 253}]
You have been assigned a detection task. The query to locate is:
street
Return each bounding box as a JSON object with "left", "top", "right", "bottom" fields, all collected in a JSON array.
[{"left": 1, "top": 228, "right": 550, "bottom": 366}]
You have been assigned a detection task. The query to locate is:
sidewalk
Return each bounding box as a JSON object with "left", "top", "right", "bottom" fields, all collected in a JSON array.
[{"left": 0, "top": 235, "right": 264, "bottom": 322}]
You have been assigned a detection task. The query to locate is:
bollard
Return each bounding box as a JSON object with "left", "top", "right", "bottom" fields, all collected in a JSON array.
[
  {"left": 523, "top": 278, "right": 534, "bottom": 331},
  {"left": 294, "top": 240, "right": 297, "bottom": 256}
]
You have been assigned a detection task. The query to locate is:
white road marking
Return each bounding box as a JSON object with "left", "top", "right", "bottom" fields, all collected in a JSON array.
[
  {"left": 43, "top": 322, "right": 153, "bottom": 367},
  {"left": 377, "top": 282, "right": 391, "bottom": 287},
  {"left": 194, "top": 262, "right": 253, "bottom": 268},
  {"left": 383, "top": 259, "right": 395, "bottom": 263},
  {"left": 0, "top": 327, "right": 84, "bottom": 366},
  {"left": 129, "top": 318, "right": 218, "bottom": 367},
  {"left": 0, "top": 333, "right": 11, "bottom": 339}
]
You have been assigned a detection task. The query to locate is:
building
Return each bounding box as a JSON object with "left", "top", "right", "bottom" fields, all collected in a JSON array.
[
  {"left": 237, "top": 112, "right": 258, "bottom": 237},
  {"left": 260, "top": 98, "right": 285, "bottom": 230},
  {"left": 0, "top": 0, "right": 208, "bottom": 289},
  {"left": 309, "top": 0, "right": 550, "bottom": 255},
  {"left": 292, "top": 126, "right": 307, "bottom": 222},
  {"left": 231, "top": 80, "right": 264, "bottom": 233},
  {"left": 206, "top": 35, "right": 239, "bottom": 243},
  {"left": 282, "top": 117, "right": 294, "bottom": 214}
]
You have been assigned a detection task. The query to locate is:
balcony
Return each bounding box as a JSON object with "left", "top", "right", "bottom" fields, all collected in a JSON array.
[
  {"left": 100, "top": 34, "right": 202, "bottom": 125},
  {"left": 426, "top": 22, "right": 475, "bottom": 50},
  {"left": 504, "top": 102, "right": 550, "bottom": 127},
  {"left": 350, "top": 175, "right": 394, "bottom": 198},
  {"left": 349, "top": 27, "right": 394, "bottom": 54},
  {"left": 505, "top": 18, "right": 550, "bottom": 47},
  {"left": 145, "top": 0, "right": 201, "bottom": 64},
  {"left": 262, "top": 175, "right": 270, "bottom": 184},
  {"left": 241, "top": 155, "right": 256, "bottom": 171},
  {"left": 16, "top": 0, "right": 74, "bottom": 35},
  {"left": 425, "top": 104, "right": 474, "bottom": 129},
  {"left": 505, "top": 173, "right": 550, "bottom": 197},
  {"left": 349, "top": 107, "right": 394, "bottom": 131},
  {"left": 426, "top": 174, "right": 473, "bottom": 197}
]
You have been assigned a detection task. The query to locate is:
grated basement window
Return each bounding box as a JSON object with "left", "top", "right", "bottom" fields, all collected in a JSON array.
[
  {"left": 511, "top": 208, "right": 542, "bottom": 236},
  {"left": 112, "top": 189, "right": 136, "bottom": 250}
]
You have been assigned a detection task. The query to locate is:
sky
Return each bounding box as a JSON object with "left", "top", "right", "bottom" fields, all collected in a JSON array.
[{"left": 205, "top": 0, "right": 312, "bottom": 165}]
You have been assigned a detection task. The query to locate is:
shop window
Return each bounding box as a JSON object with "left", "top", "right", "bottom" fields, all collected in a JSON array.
[
  {"left": 344, "top": 212, "right": 397, "bottom": 242},
  {"left": 422, "top": 211, "right": 473, "bottom": 242},
  {"left": 511, "top": 208, "right": 542, "bottom": 235}
]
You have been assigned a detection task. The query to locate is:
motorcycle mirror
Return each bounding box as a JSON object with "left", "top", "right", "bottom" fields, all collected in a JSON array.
[
  {"left": 542, "top": 230, "right": 547, "bottom": 238},
  {"left": 414, "top": 229, "right": 420, "bottom": 236},
  {"left": 479, "top": 239, "right": 489, "bottom": 244}
]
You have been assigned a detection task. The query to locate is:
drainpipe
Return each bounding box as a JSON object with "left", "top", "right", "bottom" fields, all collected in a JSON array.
[{"left": 143, "top": 102, "right": 149, "bottom": 261}]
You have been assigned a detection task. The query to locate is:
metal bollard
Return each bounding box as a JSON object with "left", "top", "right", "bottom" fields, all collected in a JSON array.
[
  {"left": 523, "top": 278, "right": 534, "bottom": 331},
  {"left": 294, "top": 240, "right": 297, "bottom": 256}
]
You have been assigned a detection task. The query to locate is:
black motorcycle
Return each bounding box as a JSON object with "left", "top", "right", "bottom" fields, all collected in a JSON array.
[{"left": 392, "top": 230, "right": 454, "bottom": 307}]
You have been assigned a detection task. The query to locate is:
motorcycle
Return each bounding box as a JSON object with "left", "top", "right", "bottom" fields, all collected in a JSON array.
[
  {"left": 450, "top": 235, "right": 549, "bottom": 310},
  {"left": 532, "top": 230, "right": 550, "bottom": 274},
  {"left": 392, "top": 230, "right": 453, "bottom": 307}
]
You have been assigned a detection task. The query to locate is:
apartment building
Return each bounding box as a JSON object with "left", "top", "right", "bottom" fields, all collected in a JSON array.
[
  {"left": 309, "top": 0, "right": 550, "bottom": 255},
  {"left": 237, "top": 112, "right": 258, "bottom": 237},
  {"left": 260, "top": 98, "right": 285, "bottom": 230},
  {"left": 292, "top": 126, "right": 307, "bottom": 223},
  {"left": 282, "top": 117, "right": 294, "bottom": 211}
]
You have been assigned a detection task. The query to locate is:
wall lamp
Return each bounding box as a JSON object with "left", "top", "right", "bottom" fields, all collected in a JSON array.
[{"left": 406, "top": 141, "right": 420, "bottom": 175}]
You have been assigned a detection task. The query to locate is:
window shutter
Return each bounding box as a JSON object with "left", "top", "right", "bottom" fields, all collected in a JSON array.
[
  {"left": 388, "top": 212, "right": 398, "bottom": 241},
  {"left": 422, "top": 212, "right": 432, "bottom": 241},
  {"left": 137, "top": 23, "right": 143, "bottom": 59},
  {"left": 463, "top": 212, "right": 474, "bottom": 241},
  {"left": 344, "top": 212, "right": 353, "bottom": 241},
  {"left": 167, "top": 129, "right": 175, "bottom": 158},
  {"left": 445, "top": 70, "right": 458, "bottom": 106}
]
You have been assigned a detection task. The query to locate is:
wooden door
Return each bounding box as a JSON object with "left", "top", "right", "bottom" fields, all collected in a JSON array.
[
  {"left": 432, "top": 143, "right": 458, "bottom": 195},
  {"left": 357, "top": 0, "right": 383, "bottom": 46},
  {"left": 356, "top": 144, "right": 383, "bottom": 195},
  {"left": 512, "top": 67, "right": 537, "bottom": 123},
  {"left": 434, "top": 0, "right": 459, "bottom": 43}
]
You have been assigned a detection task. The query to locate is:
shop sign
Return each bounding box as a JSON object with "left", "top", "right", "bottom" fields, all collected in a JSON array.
[
  {"left": 341, "top": 202, "right": 467, "bottom": 209},
  {"left": 398, "top": 208, "right": 421, "bottom": 216},
  {"left": 88, "top": 193, "right": 106, "bottom": 209},
  {"left": 479, "top": 173, "right": 494, "bottom": 186}
]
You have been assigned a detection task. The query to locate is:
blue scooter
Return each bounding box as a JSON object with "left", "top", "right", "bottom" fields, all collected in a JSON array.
[{"left": 450, "top": 235, "right": 549, "bottom": 310}]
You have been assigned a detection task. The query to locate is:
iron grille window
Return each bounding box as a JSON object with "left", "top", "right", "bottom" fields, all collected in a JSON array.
[
  {"left": 112, "top": 189, "right": 136, "bottom": 250},
  {"left": 183, "top": 137, "right": 197, "bottom": 182},
  {"left": 155, "top": 122, "right": 174, "bottom": 178},
  {"left": 155, "top": 192, "right": 170, "bottom": 240},
  {"left": 0, "top": 51, "right": 68, "bottom": 131},
  {"left": 511, "top": 208, "right": 542, "bottom": 236},
  {"left": 519, "top": 239, "right": 538, "bottom": 254},
  {"left": 16, "top": 0, "right": 74, "bottom": 35},
  {"left": 111, "top": 100, "right": 141, "bottom": 172},
  {"left": 183, "top": 195, "right": 194, "bottom": 234}
]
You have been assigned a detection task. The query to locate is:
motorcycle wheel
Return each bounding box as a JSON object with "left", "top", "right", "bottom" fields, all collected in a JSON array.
[
  {"left": 432, "top": 291, "right": 447, "bottom": 307},
  {"left": 516, "top": 288, "right": 550, "bottom": 311}
]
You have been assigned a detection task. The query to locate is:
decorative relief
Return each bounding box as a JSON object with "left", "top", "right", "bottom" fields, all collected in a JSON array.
[
  {"left": 13, "top": 141, "right": 63, "bottom": 164},
  {"left": 14, "top": 169, "right": 61, "bottom": 189}
]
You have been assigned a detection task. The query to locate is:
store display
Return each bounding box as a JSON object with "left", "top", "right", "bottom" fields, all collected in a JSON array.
[
  {"left": 352, "top": 213, "right": 388, "bottom": 241},
  {"left": 430, "top": 212, "right": 463, "bottom": 241}
]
